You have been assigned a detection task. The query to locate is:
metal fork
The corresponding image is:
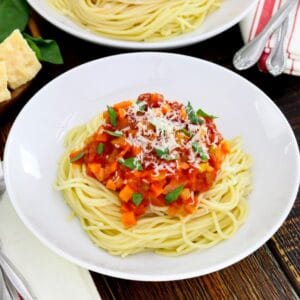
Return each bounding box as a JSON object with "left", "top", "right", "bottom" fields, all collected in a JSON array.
[
  {"left": 0, "top": 161, "right": 5, "bottom": 196},
  {"left": 0, "top": 266, "right": 14, "bottom": 300},
  {"left": 0, "top": 162, "right": 37, "bottom": 300}
]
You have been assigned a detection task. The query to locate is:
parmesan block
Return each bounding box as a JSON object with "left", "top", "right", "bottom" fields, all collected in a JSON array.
[
  {"left": 0, "top": 29, "right": 41, "bottom": 89},
  {"left": 0, "top": 61, "right": 11, "bottom": 103}
]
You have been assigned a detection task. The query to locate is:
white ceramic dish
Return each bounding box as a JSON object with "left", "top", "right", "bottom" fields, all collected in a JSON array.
[
  {"left": 4, "top": 53, "right": 300, "bottom": 281},
  {"left": 27, "top": 0, "right": 256, "bottom": 49}
]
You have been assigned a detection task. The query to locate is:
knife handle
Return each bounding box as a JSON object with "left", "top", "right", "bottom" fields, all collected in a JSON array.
[{"left": 0, "top": 250, "right": 37, "bottom": 300}]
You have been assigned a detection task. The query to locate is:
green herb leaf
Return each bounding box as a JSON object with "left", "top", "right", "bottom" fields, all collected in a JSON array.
[
  {"left": 180, "top": 128, "right": 193, "bottom": 138},
  {"left": 196, "top": 108, "right": 217, "bottom": 119},
  {"left": 155, "top": 148, "right": 169, "bottom": 158},
  {"left": 119, "top": 157, "right": 143, "bottom": 171},
  {"left": 192, "top": 142, "right": 209, "bottom": 161},
  {"left": 186, "top": 102, "right": 202, "bottom": 125},
  {"left": 155, "top": 148, "right": 177, "bottom": 161},
  {"left": 107, "top": 106, "right": 117, "bottom": 127},
  {"left": 96, "top": 143, "right": 104, "bottom": 154},
  {"left": 165, "top": 185, "right": 184, "bottom": 203},
  {"left": 70, "top": 151, "right": 85, "bottom": 163},
  {"left": 23, "top": 33, "right": 63, "bottom": 64},
  {"left": 104, "top": 130, "right": 123, "bottom": 137},
  {"left": 0, "top": 0, "right": 29, "bottom": 42},
  {"left": 136, "top": 101, "right": 146, "bottom": 112},
  {"left": 132, "top": 193, "right": 143, "bottom": 206}
]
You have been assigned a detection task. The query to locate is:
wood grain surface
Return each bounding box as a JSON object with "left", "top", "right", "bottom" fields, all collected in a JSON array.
[{"left": 0, "top": 14, "right": 299, "bottom": 300}]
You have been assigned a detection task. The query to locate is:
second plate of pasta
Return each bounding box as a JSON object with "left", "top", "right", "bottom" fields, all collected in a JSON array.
[
  {"left": 27, "top": 0, "right": 256, "bottom": 49},
  {"left": 4, "top": 53, "right": 300, "bottom": 280}
]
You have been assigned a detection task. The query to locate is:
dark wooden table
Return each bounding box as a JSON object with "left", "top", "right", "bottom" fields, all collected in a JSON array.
[{"left": 0, "top": 15, "right": 299, "bottom": 300}]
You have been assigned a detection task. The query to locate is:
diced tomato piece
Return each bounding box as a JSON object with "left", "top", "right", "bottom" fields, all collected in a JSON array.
[
  {"left": 113, "top": 101, "right": 132, "bottom": 109},
  {"left": 150, "top": 183, "right": 164, "bottom": 197}
]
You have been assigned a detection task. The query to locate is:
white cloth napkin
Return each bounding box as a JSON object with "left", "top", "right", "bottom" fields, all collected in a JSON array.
[
  {"left": 240, "top": 0, "right": 300, "bottom": 75},
  {"left": 0, "top": 192, "right": 101, "bottom": 300}
]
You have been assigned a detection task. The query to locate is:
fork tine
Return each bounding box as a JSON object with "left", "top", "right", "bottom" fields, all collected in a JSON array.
[{"left": 0, "top": 161, "right": 5, "bottom": 196}]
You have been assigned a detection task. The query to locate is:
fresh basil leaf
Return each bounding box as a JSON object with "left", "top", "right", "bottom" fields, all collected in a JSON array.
[
  {"left": 0, "top": 0, "right": 29, "bottom": 42},
  {"left": 107, "top": 106, "right": 117, "bottom": 127},
  {"left": 96, "top": 143, "right": 104, "bottom": 154},
  {"left": 23, "top": 33, "right": 63, "bottom": 64},
  {"left": 104, "top": 130, "right": 123, "bottom": 137},
  {"left": 132, "top": 193, "right": 143, "bottom": 206},
  {"left": 186, "top": 102, "right": 202, "bottom": 125},
  {"left": 119, "top": 157, "right": 143, "bottom": 171},
  {"left": 136, "top": 101, "right": 146, "bottom": 112},
  {"left": 70, "top": 151, "right": 85, "bottom": 163},
  {"left": 165, "top": 185, "right": 184, "bottom": 203},
  {"left": 192, "top": 142, "right": 209, "bottom": 161},
  {"left": 180, "top": 128, "right": 193, "bottom": 138},
  {"left": 155, "top": 148, "right": 169, "bottom": 157},
  {"left": 196, "top": 108, "right": 217, "bottom": 119},
  {"left": 155, "top": 148, "right": 177, "bottom": 161}
]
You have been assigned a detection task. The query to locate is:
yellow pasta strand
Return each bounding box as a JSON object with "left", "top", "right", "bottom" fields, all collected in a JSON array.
[
  {"left": 48, "top": 0, "right": 222, "bottom": 41},
  {"left": 55, "top": 113, "right": 252, "bottom": 257}
]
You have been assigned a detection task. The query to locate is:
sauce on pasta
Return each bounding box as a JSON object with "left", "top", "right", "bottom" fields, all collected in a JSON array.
[{"left": 70, "top": 93, "right": 230, "bottom": 227}]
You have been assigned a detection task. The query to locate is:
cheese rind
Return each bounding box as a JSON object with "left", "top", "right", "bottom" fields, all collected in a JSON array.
[
  {"left": 0, "top": 62, "right": 11, "bottom": 103},
  {"left": 0, "top": 29, "right": 41, "bottom": 89}
]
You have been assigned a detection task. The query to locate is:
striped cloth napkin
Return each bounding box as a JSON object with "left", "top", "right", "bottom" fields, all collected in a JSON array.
[{"left": 240, "top": 0, "right": 300, "bottom": 75}]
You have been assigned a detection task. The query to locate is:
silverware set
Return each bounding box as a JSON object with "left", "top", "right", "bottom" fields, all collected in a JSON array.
[
  {"left": 0, "top": 162, "right": 36, "bottom": 300},
  {"left": 233, "top": 0, "right": 297, "bottom": 76}
]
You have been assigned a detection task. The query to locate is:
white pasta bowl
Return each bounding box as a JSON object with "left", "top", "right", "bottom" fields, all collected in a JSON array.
[
  {"left": 4, "top": 53, "right": 300, "bottom": 281},
  {"left": 27, "top": 0, "right": 256, "bottom": 49}
]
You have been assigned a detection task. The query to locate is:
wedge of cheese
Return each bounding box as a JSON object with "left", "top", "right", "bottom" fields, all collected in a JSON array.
[
  {"left": 0, "top": 61, "right": 11, "bottom": 103},
  {"left": 0, "top": 29, "right": 41, "bottom": 89}
]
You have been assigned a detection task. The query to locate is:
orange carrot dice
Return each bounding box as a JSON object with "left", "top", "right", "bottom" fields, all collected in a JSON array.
[
  {"left": 119, "top": 185, "right": 134, "bottom": 202},
  {"left": 121, "top": 211, "right": 136, "bottom": 227}
]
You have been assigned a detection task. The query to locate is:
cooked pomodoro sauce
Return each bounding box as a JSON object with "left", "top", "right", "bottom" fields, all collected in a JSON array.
[{"left": 70, "top": 93, "right": 230, "bottom": 227}]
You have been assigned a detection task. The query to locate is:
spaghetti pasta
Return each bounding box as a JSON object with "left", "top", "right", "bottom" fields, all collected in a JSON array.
[
  {"left": 48, "top": 0, "right": 223, "bottom": 41},
  {"left": 55, "top": 94, "right": 252, "bottom": 257}
]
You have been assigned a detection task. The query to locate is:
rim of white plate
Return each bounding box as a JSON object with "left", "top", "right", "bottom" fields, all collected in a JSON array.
[
  {"left": 27, "top": 0, "right": 257, "bottom": 49},
  {"left": 4, "top": 53, "right": 300, "bottom": 281}
]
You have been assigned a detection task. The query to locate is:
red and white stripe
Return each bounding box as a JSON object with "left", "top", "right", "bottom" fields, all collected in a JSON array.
[{"left": 240, "top": 0, "right": 300, "bottom": 76}]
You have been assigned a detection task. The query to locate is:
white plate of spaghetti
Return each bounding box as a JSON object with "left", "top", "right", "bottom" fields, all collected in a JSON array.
[
  {"left": 26, "top": 0, "right": 256, "bottom": 49},
  {"left": 4, "top": 53, "right": 300, "bottom": 281}
]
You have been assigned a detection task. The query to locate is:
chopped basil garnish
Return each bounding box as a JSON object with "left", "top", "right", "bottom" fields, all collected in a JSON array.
[
  {"left": 136, "top": 101, "right": 146, "bottom": 112},
  {"left": 107, "top": 106, "right": 117, "bottom": 127},
  {"left": 155, "top": 148, "right": 177, "bottom": 161},
  {"left": 132, "top": 193, "right": 143, "bottom": 206},
  {"left": 196, "top": 108, "right": 217, "bottom": 119},
  {"left": 165, "top": 185, "right": 184, "bottom": 203},
  {"left": 186, "top": 102, "right": 203, "bottom": 125},
  {"left": 180, "top": 128, "right": 193, "bottom": 138},
  {"left": 70, "top": 151, "right": 85, "bottom": 162},
  {"left": 104, "top": 130, "right": 123, "bottom": 137},
  {"left": 119, "top": 157, "right": 143, "bottom": 171},
  {"left": 192, "top": 142, "right": 209, "bottom": 161},
  {"left": 96, "top": 143, "right": 104, "bottom": 154}
]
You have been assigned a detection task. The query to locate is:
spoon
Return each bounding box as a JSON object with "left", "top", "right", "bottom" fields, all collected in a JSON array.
[
  {"left": 266, "top": 17, "right": 289, "bottom": 76},
  {"left": 233, "top": 0, "right": 297, "bottom": 71}
]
